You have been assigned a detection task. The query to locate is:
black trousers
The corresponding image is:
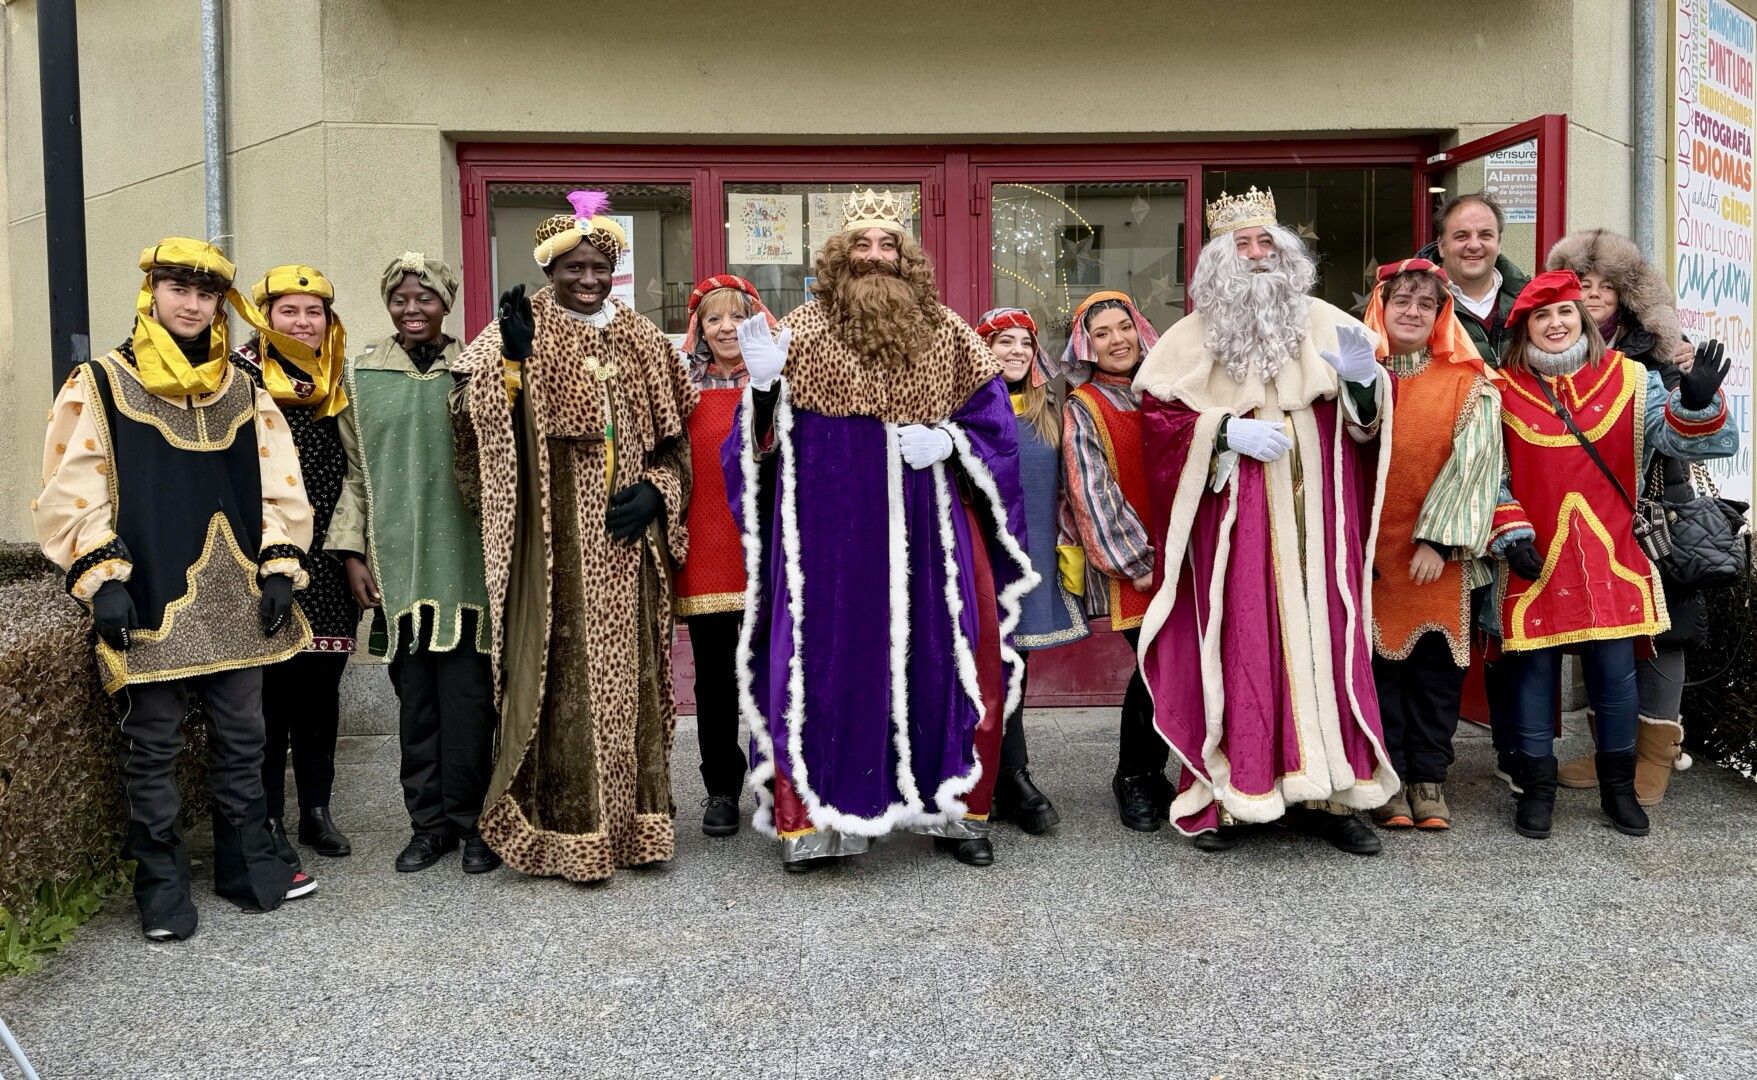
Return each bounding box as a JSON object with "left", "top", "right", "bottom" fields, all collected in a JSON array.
[
  {"left": 119, "top": 667, "right": 295, "bottom": 932},
  {"left": 388, "top": 611, "right": 497, "bottom": 838},
  {"left": 1117, "top": 628, "right": 1169, "bottom": 777},
  {"left": 1000, "top": 665, "right": 1030, "bottom": 772},
  {"left": 686, "top": 611, "right": 749, "bottom": 797},
  {"left": 1373, "top": 631, "right": 1465, "bottom": 784},
  {"left": 260, "top": 650, "right": 348, "bottom": 819}
]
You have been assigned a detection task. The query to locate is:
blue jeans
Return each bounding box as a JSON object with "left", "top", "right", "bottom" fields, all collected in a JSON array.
[{"left": 1506, "top": 639, "right": 1639, "bottom": 757}]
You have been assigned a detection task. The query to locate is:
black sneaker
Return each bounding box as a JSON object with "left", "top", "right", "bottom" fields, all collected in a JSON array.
[
  {"left": 1112, "top": 773, "right": 1165, "bottom": 833},
  {"left": 395, "top": 831, "right": 457, "bottom": 873},
  {"left": 283, "top": 871, "right": 319, "bottom": 899},
  {"left": 461, "top": 832, "right": 502, "bottom": 874},
  {"left": 701, "top": 794, "right": 740, "bottom": 838}
]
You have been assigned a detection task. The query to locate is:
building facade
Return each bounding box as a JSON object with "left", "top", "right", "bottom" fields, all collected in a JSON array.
[{"left": 0, "top": 0, "right": 1737, "bottom": 545}]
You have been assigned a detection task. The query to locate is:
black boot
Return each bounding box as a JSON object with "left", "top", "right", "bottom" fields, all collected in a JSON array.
[
  {"left": 701, "top": 795, "right": 740, "bottom": 838},
  {"left": 1191, "top": 827, "right": 1238, "bottom": 853},
  {"left": 298, "top": 806, "right": 353, "bottom": 857},
  {"left": 934, "top": 836, "right": 994, "bottom": 867},
  {"left": 1112, "top": 772, "right": 1165, "bottom": 833},
  {"left": 1513, "top": 752, "right": 1558, "bottom": 839},
  {"left": 268, "top": 818, "right": 302, "bottom": 873},
  {"left": 1596, "top": 751, "right": 1651, "bottom": 837},
  {"left": 1289, "top": 807, "right": 1382, "bottom": 855},
  {"left": 993, "top": 767, "right": 1061, "bottom": 834}
]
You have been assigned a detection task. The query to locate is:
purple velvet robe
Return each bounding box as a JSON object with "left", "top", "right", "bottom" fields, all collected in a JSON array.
[
  {"left": 1137, "top": 392, "right": 1397, "bottom": 835},
  {"left": 723, "top": 376, "right": 1037, "bottom": 843}
]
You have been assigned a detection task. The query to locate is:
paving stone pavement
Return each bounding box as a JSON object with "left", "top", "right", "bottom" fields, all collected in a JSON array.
[{"left": 3, "top": 668, "right": 1756, "bottom": 1079}]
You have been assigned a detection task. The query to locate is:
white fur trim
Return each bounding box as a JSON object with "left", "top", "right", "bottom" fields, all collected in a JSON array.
[
  {"left": 884, "top": 422, "right": 924, "bottom": 814},
  {"left": 922, "top": 460, "right": 983, "bottom": 822},
  {"left": 941, "top": 422, "right": 1041, "bottom": 721},
  {"left": 734, "top": 382, "right": 779, "bottom": 836}
]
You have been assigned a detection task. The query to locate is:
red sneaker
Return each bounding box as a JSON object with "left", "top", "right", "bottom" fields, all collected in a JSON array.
[{"left": 284, "top": 872, "right": 318, "bottom": 900}]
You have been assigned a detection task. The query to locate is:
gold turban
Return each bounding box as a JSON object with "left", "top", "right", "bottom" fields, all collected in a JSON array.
[
  {"left": 239, "top": 263, "right": 349, "bottom": 419},
  {"left": 532, "top": 189, "right": 627, "bottom": 268},
  {"left": 131, "top": 237, "right": 247, "bottom": 399}
]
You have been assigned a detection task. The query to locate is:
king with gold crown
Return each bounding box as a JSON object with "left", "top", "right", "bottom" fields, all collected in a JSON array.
[
  {"left": 724, "top": 189, "right": 1038, "bottom": 871},
  {"left": 1129, "top": 186, "right": 1401, "bottom": 856}
]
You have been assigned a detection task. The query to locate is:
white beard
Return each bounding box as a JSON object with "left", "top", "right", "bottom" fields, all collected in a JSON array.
[{"left": 1189, "top": 226, "right": 1318, "bottom": 383}]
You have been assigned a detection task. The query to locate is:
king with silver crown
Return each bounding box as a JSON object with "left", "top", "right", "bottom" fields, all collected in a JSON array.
[{"left": 722, "top": 184, "right": 1040, "bottom": 872}]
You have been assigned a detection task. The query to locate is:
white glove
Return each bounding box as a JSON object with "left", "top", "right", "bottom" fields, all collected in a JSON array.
[
  {"left": 897, "top": 424, "right": 955, "bottom": 470},
  {"left": 1224, "top": 417, "right": 1293, "bottom": 463},
  {"left": 736, "top": 316, "right": 791, "bottom": 390},
  {"left": 1320, "top": 324, "right": 1379, "bottom": 386}
]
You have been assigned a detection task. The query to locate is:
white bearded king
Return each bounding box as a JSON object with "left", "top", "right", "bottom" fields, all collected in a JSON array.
[{"left": 1130, "top": 187, "right": 1400, "bottom": 850}]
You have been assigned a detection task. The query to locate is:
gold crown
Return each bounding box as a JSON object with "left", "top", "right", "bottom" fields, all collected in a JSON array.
[
  {"left": 841, "top": 188, "right": 908, "bottom": 233},
  {"left": 1204, "top": 186, "right": 1278, "bottom": 236}
]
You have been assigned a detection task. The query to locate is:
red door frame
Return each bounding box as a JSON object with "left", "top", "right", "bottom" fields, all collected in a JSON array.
[
  {"left": 457, "top": 135, "right": 1465, "bottom": 335},
  {"left": 1414, "top": 113, "right": 1569, "bottom": 262}
]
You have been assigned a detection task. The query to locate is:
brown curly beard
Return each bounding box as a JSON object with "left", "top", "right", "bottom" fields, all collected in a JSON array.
[{"left": 812, "top": 231, "right": 940, "bottom": 367}]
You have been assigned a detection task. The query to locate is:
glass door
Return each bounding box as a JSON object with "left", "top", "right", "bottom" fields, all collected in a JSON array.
[
  {"left": 1416, "top": 115, "right": 1569, "bottom": 275},
  {"left": 974, "top": 167, "right": 1197, "bottom": 360},
  {"left": 719, "top": 183, "right": 926, "bottom": 317}
]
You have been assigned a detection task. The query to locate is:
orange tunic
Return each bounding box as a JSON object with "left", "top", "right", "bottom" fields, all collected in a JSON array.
[
  {"left": 1371, "top": 357, "right": 1485, "bottom": 665},
  {"left": 1495, "top": 352, "right": 1666, "bottom": 651},
  {"left": 676, "top": 386, "right": 747, "bottom": 616},
  {"left": 1070, "top": 381, "right": 1153, "bottom": 631}
]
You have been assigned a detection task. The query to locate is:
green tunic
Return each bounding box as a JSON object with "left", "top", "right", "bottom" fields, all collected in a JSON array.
[{"left": 330, "top": 336, "right": 488, "bottom": 657}]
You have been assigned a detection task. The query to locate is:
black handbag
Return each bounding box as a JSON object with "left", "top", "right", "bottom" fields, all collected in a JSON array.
[
  {"left": 1533, "top": 377, "right": 1673, "bottom": 564},
  {"left": 1648, "top": 459, "right": 1751, "bottom": 591}
]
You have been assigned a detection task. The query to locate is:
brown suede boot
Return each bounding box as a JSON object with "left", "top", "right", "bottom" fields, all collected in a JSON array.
[
  {"left": 1634, "top": 715, "right": 1684, "bottom": 807},
  {"left": 1556, "top": 752, "right": 1598, "bottom": 788}
]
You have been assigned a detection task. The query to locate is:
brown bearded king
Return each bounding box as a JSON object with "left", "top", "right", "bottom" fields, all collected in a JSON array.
[
  {"left": 730, "top": 190, "right": 1038, "bottom": 869},
  {"left": 1132, "top": 188, "right": 1400, "bottom": 850},
  {"left": 453, "top": 193, "right": 698, "bottom": 882}
]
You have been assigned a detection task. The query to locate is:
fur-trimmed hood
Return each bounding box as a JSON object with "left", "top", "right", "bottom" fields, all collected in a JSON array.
[{"left": 1545, "top": 229, "right": 1682, "bottom": 362}]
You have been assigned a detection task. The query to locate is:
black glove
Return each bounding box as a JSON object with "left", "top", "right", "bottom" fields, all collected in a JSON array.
[
  {"left": 1679, "top": 338, "right": 1730, "bottom": 411},
  {"left": 497, "top": 283, "right": 535, "bottom": 361},
  {"left": 605, "top": 481, "right": 664, "bottom": 542},
  {"left": 1504, "top": 539, "right": 1545, "bottom": 582},
  {"left": 90, "top": 580, "right": 138, "bottom": 651},
  {"left": 260, "top": 574, "right": 294, "bottom": 637}
]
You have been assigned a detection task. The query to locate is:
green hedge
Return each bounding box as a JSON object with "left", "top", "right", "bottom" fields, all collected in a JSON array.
[
  {"left": 1680, "top": 567, "right": 1757, "bottom": 774},
  {"left": 0, "top": 543, "right": 208, "bottom": 971}
]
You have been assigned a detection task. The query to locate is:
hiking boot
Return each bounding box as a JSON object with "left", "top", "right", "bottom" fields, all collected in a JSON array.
[
  {"left": 1408, "top": 783, "right": 1452, "bottom": 830},
  {"left": 1371, "top": 790, "right": 1414, "bottom": 829},
  {"left": 1597, "top": 751, "right": 1651, "bottom": 836}
]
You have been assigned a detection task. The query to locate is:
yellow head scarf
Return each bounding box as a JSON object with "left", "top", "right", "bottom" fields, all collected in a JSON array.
[
  {"left": 239, "top": 264, "right": 349, "bottom": 418},
  {"left": 131, "top": 238, "right": 246, "bottom": 398}
]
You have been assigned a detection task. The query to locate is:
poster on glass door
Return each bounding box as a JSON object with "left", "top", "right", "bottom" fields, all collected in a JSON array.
[{"left": 1674, "top": 0, "right": 1755, "bottom": 502}]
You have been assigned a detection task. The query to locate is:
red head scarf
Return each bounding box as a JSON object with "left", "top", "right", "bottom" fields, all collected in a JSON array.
[
  {"left": 683, "top": 274, "right": 778, "bottom": 355},
  {"left": 1362, "top": 258, "right": 1493, "bottom": 377},
  {"left": 1506, "top": 269, "right": 1584, "bottom": 331},
  {"left": 977, "top": 307, "right": 1054, "bottom": 388}
]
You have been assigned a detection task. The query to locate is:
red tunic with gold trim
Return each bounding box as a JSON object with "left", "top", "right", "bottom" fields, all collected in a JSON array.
[
  {"left": 676, "top": 385, "right": 747, "bottom": 616},
  {"left": 1492, "top": 352, "right": 1668, "bottom": 651},
  {"left": 1068, "top": 380, "right": 1152, "bottom": 630}
]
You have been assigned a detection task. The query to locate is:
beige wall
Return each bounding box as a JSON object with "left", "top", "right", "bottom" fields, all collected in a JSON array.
[{"left": 0, "top": 0, "right": 1679, "bottom": 540}]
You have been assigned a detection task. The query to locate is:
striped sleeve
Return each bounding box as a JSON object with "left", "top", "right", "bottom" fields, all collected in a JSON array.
[
  {"left": 1060, "top": 395, "right": 1151, "bottom": 582},
  {"left": 1413, "top": 377, "right": 1504, "bottom": 555}
]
